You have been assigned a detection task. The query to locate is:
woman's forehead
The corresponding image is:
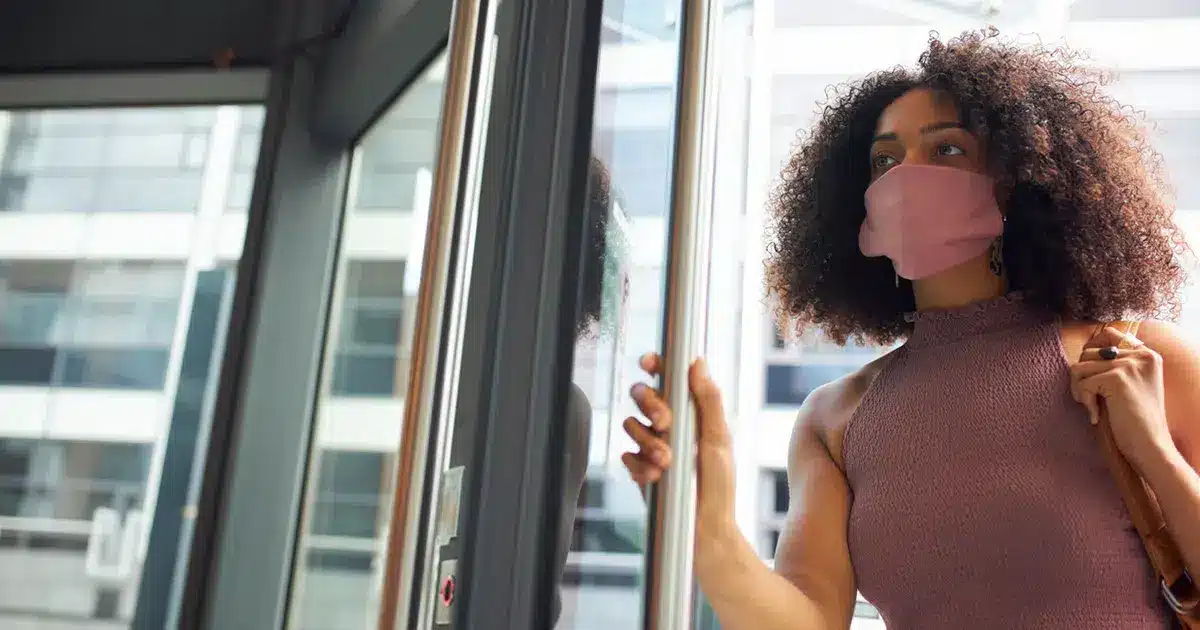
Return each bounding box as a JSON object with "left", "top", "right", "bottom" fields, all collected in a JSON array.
[{"left": 875, "top": 87, "right": 961, "bottom": 134}]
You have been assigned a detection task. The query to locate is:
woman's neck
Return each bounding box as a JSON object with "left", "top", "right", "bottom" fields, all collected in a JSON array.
[{"left": 911, "top": 257, "right": 1007, "bottom": 312}]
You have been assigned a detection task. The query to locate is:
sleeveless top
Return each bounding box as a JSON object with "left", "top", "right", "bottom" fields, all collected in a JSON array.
[{"left": 842, "top": 294, "right": 1173, "bottom": 629}]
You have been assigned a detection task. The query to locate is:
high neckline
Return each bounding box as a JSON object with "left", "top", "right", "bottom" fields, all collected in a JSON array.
[{"left": 904, "top": 292, "right": 1041, "bottom": 348}]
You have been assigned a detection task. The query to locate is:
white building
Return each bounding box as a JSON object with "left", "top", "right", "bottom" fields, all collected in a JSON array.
[{"left": 0, "top": 1, "right": 1197, "bottom": 629}]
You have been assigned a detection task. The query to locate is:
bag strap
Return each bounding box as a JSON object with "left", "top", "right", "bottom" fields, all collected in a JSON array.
[{"left": 1093, "top": 321, "right": 1199, "bottom": 624}]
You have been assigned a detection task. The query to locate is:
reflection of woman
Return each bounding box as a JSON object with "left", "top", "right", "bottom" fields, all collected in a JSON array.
[
  {"left": 552, "top": 156, "right": 620, "bottom": 626},
  {"left": 622, "top": 31, "right": 1200, "bottom": 629}
]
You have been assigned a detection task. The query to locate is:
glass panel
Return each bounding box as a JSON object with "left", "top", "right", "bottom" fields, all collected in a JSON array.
[
  {"left": 228, "top": 112, "right": 264, "bottom": 212},
  {"left": 0, "top": 105, "right": 262, "bottom": 627},
  {"left": 0, "top": 107, "right": 212, "bottom": 214},
  {"left": 288, "top": 54, "right": 446, "bottom": 630},
  {"left": 554, "top": 2, "right": 682, "bottom": 627}
]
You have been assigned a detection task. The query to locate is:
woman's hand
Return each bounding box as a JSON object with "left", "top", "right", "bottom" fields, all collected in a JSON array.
[
  {"left": 621, "top": 353, "right": 738, "bottom": 548},
  {"left": 1070, "top": 325, "right": 1175, "bottom": 471}
]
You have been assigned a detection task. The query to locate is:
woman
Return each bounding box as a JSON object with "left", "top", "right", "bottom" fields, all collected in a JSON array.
[
  {"left": 553, "top": 155, "right": 627, "bottom": 626},
  {"left": 621, "top": 30, "right": 1200, "bottom": 629}
]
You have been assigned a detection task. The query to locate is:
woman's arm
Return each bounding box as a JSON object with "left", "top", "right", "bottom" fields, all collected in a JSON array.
[
  {"left": 1135, "top": 322, "right": 1200, "bottom": 579},
  {"left": 551, "top": 384, "right": 593, "bottom": 626},
  {"left": 697, "top": 383, "right": 858, "bottom": 630}
]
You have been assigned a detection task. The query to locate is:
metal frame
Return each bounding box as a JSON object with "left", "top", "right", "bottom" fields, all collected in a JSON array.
[
  {"left": 374, "top": 0, "right": 496, "bottom": 626},
  {"left": 448, "top": 0, "right": 605, "bottom": 627},
  {"left": 0, "top": 70, "right": 269, "bottom": 108},
  {"left": 194, "top": 59, "right": 349, "bottom": 630},
  {"left": 311, "top": 0, "right": 451, "bottom": 145},
  {"left": 191, "top": 1, "right": 452, "bottom": 629},
  {"left": 647, "top": 0, "right": 722, "bottom": 626}
]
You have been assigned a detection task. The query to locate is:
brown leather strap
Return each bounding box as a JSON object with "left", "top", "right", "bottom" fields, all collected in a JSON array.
[{"left": 1093, "top": 321, "right": 1199, "bottom": 626}]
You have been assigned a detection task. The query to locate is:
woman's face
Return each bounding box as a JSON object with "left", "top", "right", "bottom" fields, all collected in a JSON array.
[{"left": 868, "top": 87, "right": 988, "bottom": 182}]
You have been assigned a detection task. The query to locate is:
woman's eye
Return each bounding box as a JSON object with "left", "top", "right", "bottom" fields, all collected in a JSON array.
[
  {"left": 936, "top": 143, "right": 965, "bottom": 157},
  {"left": 872, "top": 154, "right": 897, "bottom": 169}
]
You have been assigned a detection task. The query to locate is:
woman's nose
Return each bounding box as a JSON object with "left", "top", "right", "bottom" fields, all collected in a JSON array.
[{"left": 902, "top": 147, "right": 932, "bottom": 166}]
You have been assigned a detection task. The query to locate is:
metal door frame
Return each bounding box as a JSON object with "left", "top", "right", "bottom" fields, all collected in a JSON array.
[{"left": 442, "top": 0, "right": 607, "bottom": 627}]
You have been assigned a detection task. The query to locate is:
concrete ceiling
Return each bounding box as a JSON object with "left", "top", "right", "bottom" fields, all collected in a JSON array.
[{"left": 0, "top": 0, "right": 350, "bottom": 73}]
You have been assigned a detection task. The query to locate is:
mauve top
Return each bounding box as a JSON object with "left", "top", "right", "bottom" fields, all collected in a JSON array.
[{"left": 842, "top": 294, "right": 1173, "bottom": 629}]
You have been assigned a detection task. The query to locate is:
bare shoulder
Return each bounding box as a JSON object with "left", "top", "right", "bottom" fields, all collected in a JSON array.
[
  {"left": 1136, "top": 319, "right": 1199, "bottom": 355},
  {"left": 1058, "top": 319, "right": 1198, "bottom": 365},
  {"left": 792, "top": 349, "right": 899, "bottom": 471},
  {"left": 1137, "top": 321, "right": 1200, "bottom": 459}
]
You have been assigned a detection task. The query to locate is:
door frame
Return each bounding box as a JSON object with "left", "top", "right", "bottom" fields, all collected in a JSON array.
[
  {"left": 441, "top": 0, "right": 607, "bottom": 627},
  {"left": 197, "top": 0, "right": 452, "bottom": 628}
]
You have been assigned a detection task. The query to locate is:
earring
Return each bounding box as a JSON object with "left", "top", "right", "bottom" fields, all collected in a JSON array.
[
  {"left": 989, "top": 234, "right": 1005, "bottom": 277},
  {"left": 895, "top": 272, "right": 900, "bottom": 289}
]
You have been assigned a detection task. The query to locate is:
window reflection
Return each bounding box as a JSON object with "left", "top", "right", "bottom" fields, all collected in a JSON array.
[
  {"left": 555, "top": 0, "right": 686, "bottom": 625},
  {"left": 288, "top": 55, "right": 446, "bottom": 630}
]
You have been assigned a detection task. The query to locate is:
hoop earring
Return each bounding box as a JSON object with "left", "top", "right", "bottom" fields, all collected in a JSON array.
[{"left": 988, "top": 234, "right": 1005, "bottom": 277}]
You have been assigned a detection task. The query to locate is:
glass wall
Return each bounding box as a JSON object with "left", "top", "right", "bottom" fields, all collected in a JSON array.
[
  {"left": 287, "top": 55, "right": 445, "bottom": 630},
  {"left": 0, "top": 105, "right": 261, "bottom": 628}
]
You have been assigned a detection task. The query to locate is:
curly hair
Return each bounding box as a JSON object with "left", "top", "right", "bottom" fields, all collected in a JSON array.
[
  {"left": 764, "top": 29, "right": 1190, "bottom": 346},
  {"left": 577, "top": 155, "right": 614, "bottom": 336}
]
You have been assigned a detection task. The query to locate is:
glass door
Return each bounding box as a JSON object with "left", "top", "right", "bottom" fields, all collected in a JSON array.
[
  {"left": 410, "top": 0, "right": 726, "bottom": 628},
  {"left": 355, "top": 0, "right": 501, "bottom": 628}
]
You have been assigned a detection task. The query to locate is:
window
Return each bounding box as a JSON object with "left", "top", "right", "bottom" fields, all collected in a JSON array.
[
  {"left": 602, "top": 0, "right": 677, "bottom": 41},
  {"left": 0, "top": 260, "right": 184, "bottom": 390},
  {"left": 228, "top": 111, "right": 264, "bottom": 211},
  {"left": 0, "top": 105, "right": 260, "bottom": 626},
  {"left": 0, "top": 108, "right": 214, "bottom": 213},
  {"left": 289, "top": 57, "right": 445, "bottom": 630},
  {"left": 351, "top": 82, "right": 443, "bottom": 213},
  {"left": 764, "top": 363, "right": 860, "bottom": 407},
  {"left": 592, "top": 127, "right": 674, "bottom": 217},
  {"left": 556, "top": 4, "right": 682, "bottom": 625},
  {"left": 566, "top": 475, "right": 646, "bottom": 556},
  {"left": 0, "top": 439, "right": 151, "bottom": 522},
  {"left": 758, "top": 469, "right": 788, "bottom": 559},
  {"left": 1071, "top": 0, "right": 1200, "bottom": 19},
  {"left": 329, "top": 260, "right": 409, "bottom": 397},
  {"left": 309, "top": 451, "right": 390, "bottom": 540}
]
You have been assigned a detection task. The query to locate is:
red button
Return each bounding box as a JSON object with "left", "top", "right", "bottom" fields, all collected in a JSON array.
[{"left": 440, "top": 575, "right": 455, "bottom": 607}]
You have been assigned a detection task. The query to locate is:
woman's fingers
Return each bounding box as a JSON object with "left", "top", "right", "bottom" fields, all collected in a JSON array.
[
  {"left": 1083, "top": 325, "right": 1143, "bottom": 350},
  {"left": 639, "top": 352, "right": 662, "bottom": 376},
  {"left": 630, "top": 356, "right": 727, "bottom": 438},
  {"left": 623, "top": 416, "right": 671, "bottom": 467},
  {"left": 1071, "top": 381, "right": 1102, "bottom": 425},
  {"left": 689, "top": 358, "right": 730, "bottom": 446},
  {"left": 630, "top": 382, "right": 671, "bottom": 432},
  {"left": 621, "top": 452, "right": 662, "bottom": 486}
]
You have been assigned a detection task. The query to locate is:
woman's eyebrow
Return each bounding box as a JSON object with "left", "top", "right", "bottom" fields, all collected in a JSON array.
[
  {"left": 870, "top": 121, "right": 963, "bottom": 145},
  {"left": 920, "top": 121, "right": 966, "bottom": 134}
]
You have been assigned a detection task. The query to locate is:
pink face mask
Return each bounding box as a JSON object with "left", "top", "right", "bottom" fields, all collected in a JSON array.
[{"left": 859, "top": 164, "right": 1004, "bottom": 280}]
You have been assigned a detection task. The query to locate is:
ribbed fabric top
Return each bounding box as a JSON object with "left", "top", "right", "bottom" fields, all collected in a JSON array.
[{"left": 843, "top": 294, "right": 1172, "bottom": 629}]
